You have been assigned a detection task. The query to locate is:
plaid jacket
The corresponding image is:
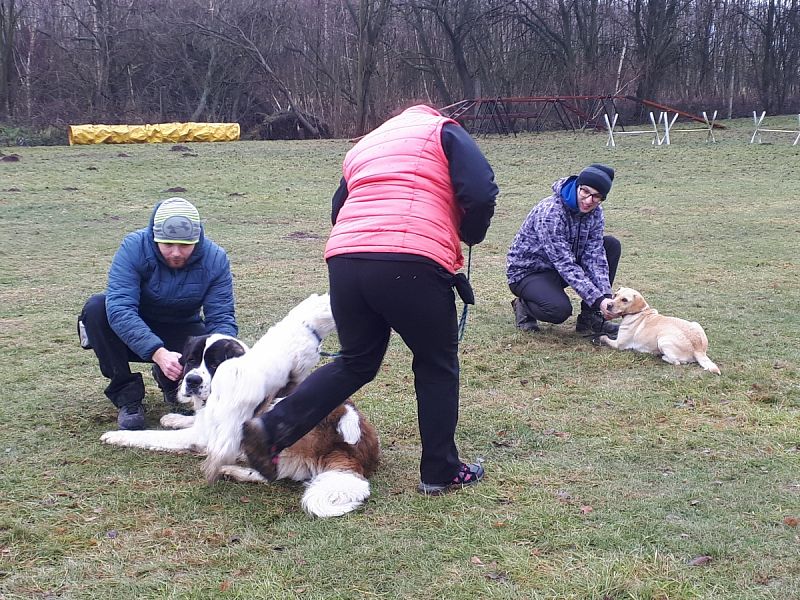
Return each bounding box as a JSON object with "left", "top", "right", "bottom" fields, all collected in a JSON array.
[{"left": 506, "top": 176, "right": 611, "bottom": 308}]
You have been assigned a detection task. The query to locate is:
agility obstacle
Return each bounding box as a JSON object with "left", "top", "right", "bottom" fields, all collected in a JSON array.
[
  {"left": 604, "top": 112, "right": 660, "bottom": 147},
  {"left": 750, "top": 112, "right": 800, "bottom": 145},
  {"left": 604, "top": 110, "right": 717, "bottom": 147},
  {"left": 657, "top": 111, "right": 718, "bottom": 145},
  {"left": 68, "top": 122, "right": 240, "bottom": 145},
  {"left": 440, "top": 96, "right": 726, "bottom": 141}
]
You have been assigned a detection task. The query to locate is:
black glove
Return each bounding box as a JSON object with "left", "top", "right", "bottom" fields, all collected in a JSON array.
[{"left": 453, "top": 273, "right": 475, "bottom": 305}]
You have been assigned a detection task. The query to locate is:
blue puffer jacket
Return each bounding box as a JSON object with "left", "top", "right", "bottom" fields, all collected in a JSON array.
[
  {"left": 506, "top": 176, "right": 611, "bottom": 308},
  {"left": 105, "top": 202, "right": 238, "bottom": 360}
]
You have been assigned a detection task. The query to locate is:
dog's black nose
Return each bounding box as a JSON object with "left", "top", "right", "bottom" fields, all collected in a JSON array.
[{"left": 185, "top": 373, "right": 203, "bottom": 388}]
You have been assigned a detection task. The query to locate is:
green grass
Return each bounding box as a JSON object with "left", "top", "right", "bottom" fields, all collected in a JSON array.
[{"left": 1, "top": 119, "right": 799, "bottom": 599}]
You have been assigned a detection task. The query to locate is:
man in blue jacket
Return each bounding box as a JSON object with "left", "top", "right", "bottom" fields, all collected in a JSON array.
[{"left": 80, "top": 197, "right": 238, "bottom": 430}]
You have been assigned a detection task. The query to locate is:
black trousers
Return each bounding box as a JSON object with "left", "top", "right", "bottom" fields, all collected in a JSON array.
[
  {"left": 509, "top": 235, "right": 621, "bottom": 324},
  {"left": 262, "top": 255, "right": 463, "bottom": 485},
  {"left": 80, "top": 294, "right": 206, "bottom": 408}
]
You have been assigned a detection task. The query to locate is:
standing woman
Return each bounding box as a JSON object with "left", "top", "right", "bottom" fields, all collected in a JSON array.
[{"left": 243, "top": 104, "right": 498, "bottom": 495}]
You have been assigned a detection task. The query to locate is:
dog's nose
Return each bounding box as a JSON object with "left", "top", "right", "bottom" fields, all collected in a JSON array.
[{"left": 185, "top": 373, "right": 203, "bottom": 388}]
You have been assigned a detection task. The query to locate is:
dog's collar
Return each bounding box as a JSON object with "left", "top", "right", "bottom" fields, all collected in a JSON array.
[{"left": 305, "top": 324, "right": 323, "bottom": 344}]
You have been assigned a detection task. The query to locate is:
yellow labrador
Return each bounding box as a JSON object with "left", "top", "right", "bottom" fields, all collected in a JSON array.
[{"left": 599, "top": 287, "right": 720, "bottom": 374}]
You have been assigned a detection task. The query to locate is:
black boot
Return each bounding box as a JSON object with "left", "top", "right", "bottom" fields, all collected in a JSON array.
[
  {"left": 576, "top": 310, "right": 618, "bottom": 338},
  {"left": 511, "top": 298, "right": 540, "bottom": 332},
  {"left": 241, "top": 418, "right": 279, "bottom": 480},
  {"left": 117, "top": 404, "right": 146, "bottom": 430},
  {"left": 151, "top": 365, "right": 179, "bottom": 406}
]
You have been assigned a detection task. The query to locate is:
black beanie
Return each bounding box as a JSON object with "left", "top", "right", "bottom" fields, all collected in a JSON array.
[{"left": 577, "top": 164, "right": 614, "bottom": 198}]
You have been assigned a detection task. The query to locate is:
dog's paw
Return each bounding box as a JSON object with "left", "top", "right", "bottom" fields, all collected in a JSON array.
[
  {"left": 217, "top": 464, "right": 268, "bottom": 483},
  {"left": 160, "top": 413, "right": 194, "bottom": 429},
  {"left": 100, "top": 430, "right": 133, "bottom": 446}
]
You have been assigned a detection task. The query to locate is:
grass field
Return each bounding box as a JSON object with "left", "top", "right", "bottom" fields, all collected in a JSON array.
[{"left": 1, "top": 118, "right": 799, "bottom": 599}]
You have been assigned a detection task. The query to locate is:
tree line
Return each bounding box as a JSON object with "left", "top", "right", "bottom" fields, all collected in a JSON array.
[{"left": 0, "top": 0, "right": 797, "bottom": 139}]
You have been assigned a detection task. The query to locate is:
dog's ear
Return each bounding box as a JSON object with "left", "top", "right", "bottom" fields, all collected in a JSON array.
[
  {"left": 222, "top": 339, "right": 247, "bottom": 361},
  {"left": 181, "top": 335, "right": 202, "bottom": 354},
  {"left": 180, "top": 335, "right": 210, "bottom": 366},
  {"left": 629, "top": 291, "right": 647, "bottom": 311}
]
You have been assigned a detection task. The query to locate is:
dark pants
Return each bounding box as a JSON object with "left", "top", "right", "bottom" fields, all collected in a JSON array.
[
  {"left": 509, "top": 235, "right": 621, "bottom": 324},
  {"left": 262, "top": 256, "right": 462, "bottom": 485},
  {"left": 80, "top": 294, "right": 206, "bottom": 408}
]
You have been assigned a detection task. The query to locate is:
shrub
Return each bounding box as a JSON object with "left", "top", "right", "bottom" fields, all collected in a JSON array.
[{"left": 0, "top": 123, "right": 68, "bottom": 146}]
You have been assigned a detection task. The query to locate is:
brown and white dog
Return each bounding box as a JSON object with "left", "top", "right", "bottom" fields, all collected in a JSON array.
[
  {"left": 599, "top": 287, "right": 721, "bottom": 374},
  {"left": 101, "top": 293, "right": 380, "bottom": 517}
]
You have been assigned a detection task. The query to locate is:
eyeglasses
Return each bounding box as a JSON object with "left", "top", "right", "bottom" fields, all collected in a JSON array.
[{"left": 578, "top": 185, "right": 605, "bottom": 203}]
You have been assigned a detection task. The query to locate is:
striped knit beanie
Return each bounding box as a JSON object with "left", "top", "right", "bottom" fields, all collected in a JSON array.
[{"left": 152, "top": 197, "right": 201, "bottom": 244}]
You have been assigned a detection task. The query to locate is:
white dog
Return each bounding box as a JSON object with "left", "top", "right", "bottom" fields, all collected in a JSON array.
[
  {"left": 100, "top": 332, "right": 248, "bottom": 453},
  {"left": 599, "top": 287, "right": 720, "bottom": 374},
  {"left": 101, "top": 293, "right": 380, "bottom": 517}
]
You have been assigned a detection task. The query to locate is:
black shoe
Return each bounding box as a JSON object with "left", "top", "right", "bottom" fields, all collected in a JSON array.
[
  {"left": 117, "top": 404, "right": 145, "bottom": 430},
  {"left": 151, "top": 365, "right": 179, "bottom": 406},
  {"left": 576, "top": 310, "right": 619, "bottom": 339},
  {"left": 241, "top": 417, "right": 282, "bottom": 481},
  {"left": 418, "top": 462, "right": 485, "bottom": 496},
  {"left": 511, "top": 298, "right": 539, "bottom": 332}
]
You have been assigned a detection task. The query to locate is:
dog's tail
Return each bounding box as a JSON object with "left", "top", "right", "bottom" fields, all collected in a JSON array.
[
  {"left": 694, "top": 351, "right": 721, "bottom": 375},
  {"left": 301, "top": 470, "right": 370, "bottom": 518}
]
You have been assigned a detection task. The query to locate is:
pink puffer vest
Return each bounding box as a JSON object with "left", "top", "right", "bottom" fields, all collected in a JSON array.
[{"left": 324, "top": 105, "right": 464, "bottom": 272}]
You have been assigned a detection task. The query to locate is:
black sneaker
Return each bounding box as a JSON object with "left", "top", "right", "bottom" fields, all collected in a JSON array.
[
  {"left": 151, "top": 365, "right": 179, "bottom": 406},
  {"left": 511, "top": 298, "right": 540, "bottom": 332},
  {"left": 417, "top": 462, "right": 484, "bottom": 496},
  {"left": 117, "top": 404, "right": 145, "bottom": 430},
  {"left": 241, "top": 417, "right": 282, "bottom": 481},
  {"left": 576, "top": 310, "right": 619, "bottom": 339}
]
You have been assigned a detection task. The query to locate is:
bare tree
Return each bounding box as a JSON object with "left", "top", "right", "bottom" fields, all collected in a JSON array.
[
  {"left": 513, "top": 0, "right": 579, "bottom": 92},
  {"left": 340, "top": 0, "right": 391, "bottom": 134},
  {"left": 627, "top": 0, "right": 691, "bottom": 104},
  {"left": 741, "top": 0, "right": 799, "bottom": 112},
  {"left": 400, "top": 0, "right": 505, "bottom": 101},
  {"left": 0, "top": 0, "right": 21, "bottom": 117},
  {"left": 2, "top": 0, "right": 800, "bottom": 137},
  {"left": 187, "top": 0, "right": 321, "bottom": 136}
]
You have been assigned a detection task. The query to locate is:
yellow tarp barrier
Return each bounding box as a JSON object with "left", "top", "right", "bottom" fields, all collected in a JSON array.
[{"left": 67, "top": 122, "right": 240, "bottom": 145}]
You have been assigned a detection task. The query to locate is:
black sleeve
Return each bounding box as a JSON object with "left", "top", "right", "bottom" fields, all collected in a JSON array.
[
  {"left": 441, "top": 123, "right": 498, "bottom": 246},
  {"left": 331, "top": 177, "right": 348, "bottom": 225}
]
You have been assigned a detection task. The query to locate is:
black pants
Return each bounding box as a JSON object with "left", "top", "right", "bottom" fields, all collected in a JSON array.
[
  {"left": 509, "top": 235, "right": 621, "bottom": 324},
  {"left": 262, "top": 256, "right": 462, "bottom": 485},
  {"left": 80, "top": 294, "right": 206, "bottom": 408}
]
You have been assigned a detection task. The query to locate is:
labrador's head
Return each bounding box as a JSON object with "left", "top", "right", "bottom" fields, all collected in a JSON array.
[{"left": 607, "top": 287, "right": 649, "bottom": 317}]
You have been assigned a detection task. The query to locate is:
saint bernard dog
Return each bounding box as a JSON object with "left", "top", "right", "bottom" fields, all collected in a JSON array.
[{"left": 101, "top": 293, "right": 380, "bottom": 517}]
